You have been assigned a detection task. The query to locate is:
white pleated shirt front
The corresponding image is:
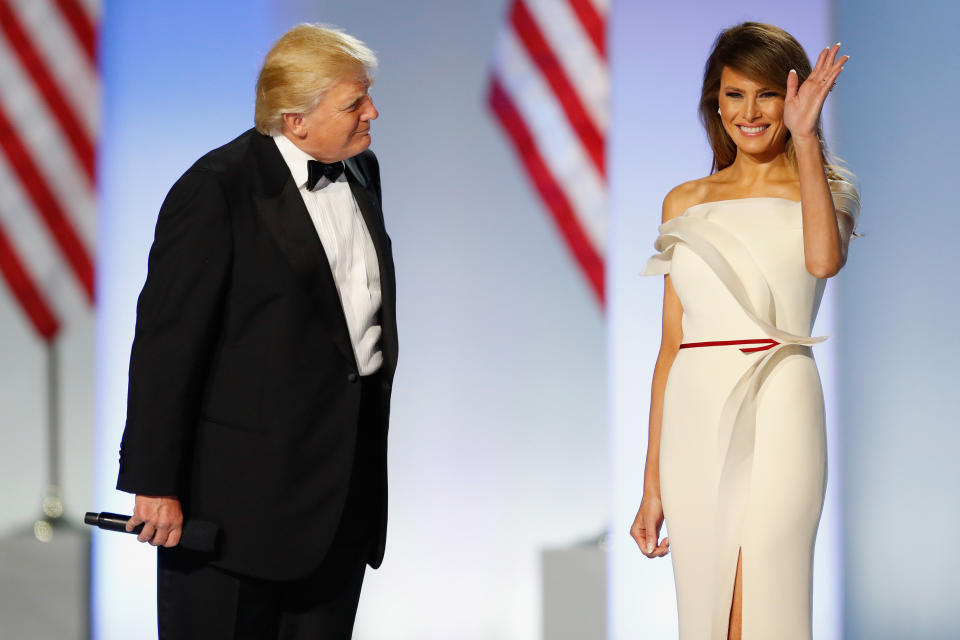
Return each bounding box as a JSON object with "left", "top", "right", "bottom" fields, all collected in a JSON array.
[{"left": 273, "top": 134, "right": 383, "bottom": 375}]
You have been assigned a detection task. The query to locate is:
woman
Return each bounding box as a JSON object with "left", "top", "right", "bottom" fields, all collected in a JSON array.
[{"left": 629, "top": 23, "right": 859, "bottom": 639}]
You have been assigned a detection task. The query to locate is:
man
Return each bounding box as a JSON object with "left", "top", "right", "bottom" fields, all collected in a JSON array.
[{"left": 116, "top": 24, "right": 397, "bottom": 639}]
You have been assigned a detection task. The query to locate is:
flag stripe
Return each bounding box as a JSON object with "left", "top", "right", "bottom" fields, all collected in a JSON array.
[
  {"left": 524, "top": 0, "right": 607, "bottom": 134},
  {"left": 0, "top": 101, "right": 94, "bottom": 301},
  {"left": 0, "top": 0, "right": 95, "bottom": 185},
  {"left": 489, "top": 76, "right": 603, "bottom": 303},
  {"left": 510, "top": 0, "right": 605, "bottom": 178},
  {"left": 566, "top": 0, "right": 605, "bottom": 59},
  {"left": 51, "top": 0, "right": 96, "bottom": 66},
  {"left": 12, "top": 0, "right": 100, "bottom": 138},
  {"left": 489, "top": 0, "right": 608, "bottom": 304},
  {"left": 0, "top": 217, "right": 59, "bottom": 338},
  {"left": 0, "top": 35, "right": 97, "bottom": 251},
  {"left": 0, "top": 0, "right": 97, "bottom": 340},
  {"left": 0, "top": 149, "right": 80, "bottom": 321},
  {"left": 494, "top": 28, "right": 605, "bottom": 251}
]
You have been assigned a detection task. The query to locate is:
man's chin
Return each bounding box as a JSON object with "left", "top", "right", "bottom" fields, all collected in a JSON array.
[{"left": 351, "top": 135, "right": 372, "bottom": 155}]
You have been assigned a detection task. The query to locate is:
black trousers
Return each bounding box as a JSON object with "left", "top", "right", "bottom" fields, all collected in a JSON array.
[{"left": 157, "top": 373, "right": 384, "bottom": 640}]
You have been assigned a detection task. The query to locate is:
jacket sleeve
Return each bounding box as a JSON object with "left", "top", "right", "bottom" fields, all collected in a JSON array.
[{"left": 116, "top": 168, "right": 232, "bottom": 497}]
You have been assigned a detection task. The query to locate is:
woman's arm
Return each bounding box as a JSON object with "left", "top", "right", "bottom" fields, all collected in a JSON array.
[
  {"left": 643, "top": 275, "right": 683, "bottom": 498},
  {"left": 643, "top": 275, "right": 683, "bottom": 504},
  {"left": 794, "top": 137, "right": 851, "bottom": 277},
  {"left": 784, "top": 43, "right": 852, "bottom": 278},
  {"left": 631, "top": 188, "right": 688, "bottom": 558}
]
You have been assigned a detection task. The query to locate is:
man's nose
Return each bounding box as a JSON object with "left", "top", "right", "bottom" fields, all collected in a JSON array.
[{"left": 363, "top": 96, "right": 379, "bottom": 120}]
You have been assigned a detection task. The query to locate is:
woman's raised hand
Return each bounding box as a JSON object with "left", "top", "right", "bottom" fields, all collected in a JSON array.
[
  {"left": 630, "top": 496, "right": 670, "bottom": 558},
  {"left": 783, "top": 43, "right": 849, "bottom": 141}
]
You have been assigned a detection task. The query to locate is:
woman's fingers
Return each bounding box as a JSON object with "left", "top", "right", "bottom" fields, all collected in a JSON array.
[
  {"left": 826, "top": 42, "right": 841, "bottom": 67},
  {"left": 630, "top": 517, "right": 655, "bottom": 557},
  {"left": 817, "top": 56, "right": 848, "bottom": 100},
  {"left": 826, "top": 68, "right": 844, "bottom": 93},
  {"left": 786, "top": 68, "right": 799, "bottom": 100},
  {"left": 643, "top": 515, "right": 659, "bottom": 555},
  {"left": 811, "top": 43, "right": 843, "bottom": 87},
  {"left": 653, "top": 536, "right": 671, "bottom": 557},
  {"left": 823, "top": 45, "right": 848, "bottom": 79},
  {"left": 630, "top": 514, "right": 646, "bottom": 549},
  {"left": 831, "top": 57, "right": 849, "bottom": 80},
  {"left": 814, "top": 46, "right": 827, "bottom": 70},
  {"left": 812, "top": 45, "right": 830, "bottom": 76},
  {"left": 637, "top": 530, "right": 651, "bottom": 556},
  {"left": 809, "top": 50, "right": 846, "bottom": 102},
  {"left": 631, "top": 501, "right": 666, "bottom": 558}
]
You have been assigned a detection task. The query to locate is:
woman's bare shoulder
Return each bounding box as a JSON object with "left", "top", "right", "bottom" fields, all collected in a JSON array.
[{"left": 662, "top": 177, "right": 713, "bottom": 222}]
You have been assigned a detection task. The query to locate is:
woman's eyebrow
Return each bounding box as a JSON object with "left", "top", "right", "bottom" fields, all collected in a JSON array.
[{"left": 723, "top": 85, "right": 779, "bottom": 92}]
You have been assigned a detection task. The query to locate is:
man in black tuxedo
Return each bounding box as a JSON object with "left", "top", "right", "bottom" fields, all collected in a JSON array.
[{"left": 115, "top": 24, "right": 397, "bottom": 639}]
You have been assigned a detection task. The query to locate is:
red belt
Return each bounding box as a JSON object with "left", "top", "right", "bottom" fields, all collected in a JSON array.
[{"left": 679, "top": 338, "right": 780, "bottom": 354}]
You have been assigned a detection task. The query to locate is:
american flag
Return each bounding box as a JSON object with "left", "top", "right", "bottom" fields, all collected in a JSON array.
[
  {"left": 488, "top": 0, "right": 608, "bottom": 305},
  {"left": 0, "top": 0, "right": 98, "bottom": 341}
]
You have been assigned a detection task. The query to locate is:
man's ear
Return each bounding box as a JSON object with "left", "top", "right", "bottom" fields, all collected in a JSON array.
[{"left": 281, "top": 112, "right": 306, "bottom": 138}]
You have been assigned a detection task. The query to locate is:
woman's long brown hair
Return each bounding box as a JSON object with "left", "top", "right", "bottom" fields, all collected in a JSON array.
[{"left": 699, "top": 22, "right": 847, "bottom": 180}]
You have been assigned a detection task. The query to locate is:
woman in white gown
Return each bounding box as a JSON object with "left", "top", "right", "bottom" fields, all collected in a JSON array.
[{"left": 629, "top": 23, "right": 859, "bottom": 639}]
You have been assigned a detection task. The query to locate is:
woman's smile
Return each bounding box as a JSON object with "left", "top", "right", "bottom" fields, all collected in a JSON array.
[{"left": 736, "top": 124, "right": 770, "bottom": 136}]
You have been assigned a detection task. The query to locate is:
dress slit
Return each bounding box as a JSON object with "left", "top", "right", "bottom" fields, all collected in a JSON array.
[
  {"left": 644, "top": 199, "right": 839, "bottom": 639},
  {"left": 727, "top": 547, "right": 744, "bottom": 640}
]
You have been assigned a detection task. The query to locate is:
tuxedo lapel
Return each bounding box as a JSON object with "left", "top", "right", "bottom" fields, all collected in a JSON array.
[
  {"left": 250, "top": 133, "right": 357, "bottom": 370},
  {"left": 345, "top": 157, "right": 398, "bottom": 377},
  {"left": 344, "top": 160, "right": 388, "bottom": 271}
]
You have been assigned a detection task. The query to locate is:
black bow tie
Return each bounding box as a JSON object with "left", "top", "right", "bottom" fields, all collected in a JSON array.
[{"left": 306, "top": 160, "right": 344, "bottom": 190}]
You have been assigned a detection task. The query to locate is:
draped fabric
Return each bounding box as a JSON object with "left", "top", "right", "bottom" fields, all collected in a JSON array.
[{"left": 641, "top": 190, "right": 853, "bottom": 638}]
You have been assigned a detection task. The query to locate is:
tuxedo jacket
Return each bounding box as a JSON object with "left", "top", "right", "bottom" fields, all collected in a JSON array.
[{"left": 116, "top": 128, "right": 398, "bottom": 580}]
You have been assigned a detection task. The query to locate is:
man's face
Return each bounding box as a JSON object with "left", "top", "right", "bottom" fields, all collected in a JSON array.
[{"left": 284, "top": 75, "right": 378, "bottom": 163}]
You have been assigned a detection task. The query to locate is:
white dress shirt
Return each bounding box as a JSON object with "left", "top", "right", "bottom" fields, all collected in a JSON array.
[{"left": 273, "top": 134, "right": 383, "bottom": 375}]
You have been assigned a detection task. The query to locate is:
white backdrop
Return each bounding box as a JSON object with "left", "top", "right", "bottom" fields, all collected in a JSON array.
[{"left": 833, "top": 1, "right": 960, "bottom": 637}]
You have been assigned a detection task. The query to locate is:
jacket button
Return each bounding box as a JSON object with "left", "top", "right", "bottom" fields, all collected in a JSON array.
[{"left": 347, "top": 373, "right": 359, "bottom": 383}]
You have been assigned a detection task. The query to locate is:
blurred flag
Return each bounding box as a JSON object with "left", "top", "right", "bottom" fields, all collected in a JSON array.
[
  {"left": 488, "top": 0, "right": 608, "bottom": 305},
  {"left": 0, "top": 0, "right": 98, "bottom": 340}
]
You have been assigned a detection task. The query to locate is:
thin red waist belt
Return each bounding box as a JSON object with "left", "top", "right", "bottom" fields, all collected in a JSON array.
[{"left": 679, "top": 338, "right": 780, "bottom": 354}]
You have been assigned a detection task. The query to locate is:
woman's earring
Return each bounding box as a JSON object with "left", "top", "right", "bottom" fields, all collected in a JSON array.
[{"left": 717, "top": 107, "right": 722, "bottom": 116}]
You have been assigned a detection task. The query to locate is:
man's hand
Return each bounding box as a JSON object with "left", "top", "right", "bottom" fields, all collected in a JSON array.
[{"left": 127, "top": 495, "right": 183, "bottom": 547}]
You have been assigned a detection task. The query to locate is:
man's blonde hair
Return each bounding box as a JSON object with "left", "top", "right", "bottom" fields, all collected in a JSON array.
[{"left": 255, "top": 24, "right": 377, "bottom": 135}]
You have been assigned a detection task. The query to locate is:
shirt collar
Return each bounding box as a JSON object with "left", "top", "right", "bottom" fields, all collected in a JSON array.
[{"left": 272, "top": 133, "right": 317, "bottom": 190}]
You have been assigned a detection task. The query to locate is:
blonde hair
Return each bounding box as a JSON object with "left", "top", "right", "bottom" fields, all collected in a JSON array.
[
  {"left": 699, "top": 22, "right": 851, "bottom": 182},
  {"left": 255, "top": 24, "right": 378, "bottom": 135}
]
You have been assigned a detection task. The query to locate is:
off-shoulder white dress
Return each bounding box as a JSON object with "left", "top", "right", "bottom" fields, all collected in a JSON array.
[{"left": 642, "top": 182, "right": 859, "bottom": 639}]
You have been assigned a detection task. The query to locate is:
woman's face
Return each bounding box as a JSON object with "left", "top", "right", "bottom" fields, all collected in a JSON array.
[{"left": 717, "top": 66, "right": 789, "bottom": 159}]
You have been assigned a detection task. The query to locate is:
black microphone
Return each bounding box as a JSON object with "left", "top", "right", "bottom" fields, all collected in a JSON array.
[{"left": 84, "top": 511, "right": 220, "bottom": 554}]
